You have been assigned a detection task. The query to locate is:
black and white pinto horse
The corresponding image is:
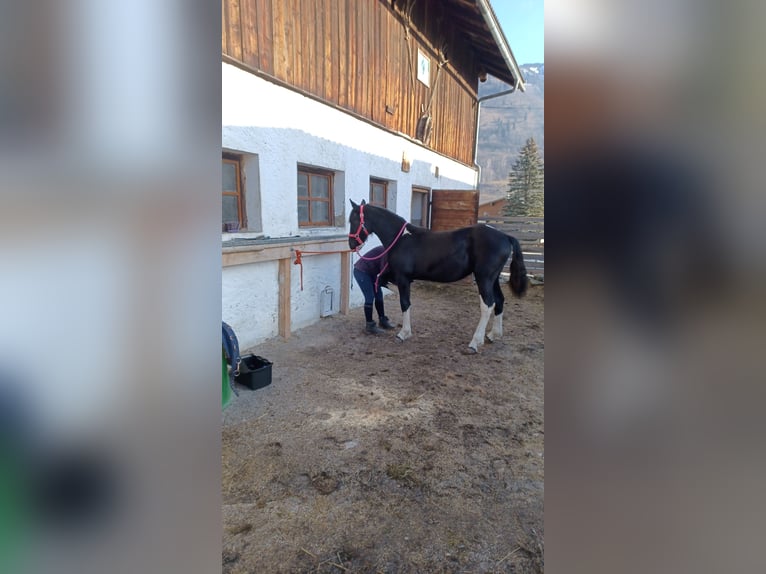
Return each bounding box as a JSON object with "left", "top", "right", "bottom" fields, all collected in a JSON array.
[{"left": 348, "top": 199, "right": 528, "bottom": 352}]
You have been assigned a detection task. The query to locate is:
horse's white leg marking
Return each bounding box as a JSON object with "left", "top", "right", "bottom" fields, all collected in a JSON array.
[
  {"left": 486, "top": 311, "right": 495, "bottom": 336},
  {"left": 487, "top": 311, "right": 503, "bottom": 342},
  {"left": 469, "top": 299, "right": 494, "bottom": 352},
  {"left": 397, "top": 308, "right": 412, "bottom": 341}
]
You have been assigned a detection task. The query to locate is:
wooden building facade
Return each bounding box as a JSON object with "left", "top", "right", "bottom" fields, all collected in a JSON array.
[{"left": 222, "top": 0, "right": 523, "bottom": 166}]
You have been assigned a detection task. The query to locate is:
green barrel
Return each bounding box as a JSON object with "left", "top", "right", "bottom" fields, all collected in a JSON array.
[{"left": 222, "top": 350, "right": 232, "bottom": 409}]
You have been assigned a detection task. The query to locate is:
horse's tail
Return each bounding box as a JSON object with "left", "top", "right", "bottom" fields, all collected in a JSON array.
[{"left": 508, "top": 235, "right": 528, "bottom": 297}]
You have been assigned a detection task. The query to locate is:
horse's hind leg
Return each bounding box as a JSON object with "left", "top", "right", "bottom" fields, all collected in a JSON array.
[
  {"left": 468, "top": 281, "right": 495, "bottom": 352},
  {"left": 487, "top": 278, "right": 505, "bottom": 343},
  {"left": 396, "top": 280, "right": 413, "bottom": 342}
]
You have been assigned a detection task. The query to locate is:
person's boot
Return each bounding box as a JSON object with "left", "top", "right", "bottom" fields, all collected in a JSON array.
[
  {"left": 364, "top": 304, "right": 383, "bottom": 334},
  {"left": 374, "top": 300, "right": 394, "bottom": 329},
  {"left": 366, "top": 321, "right": 384, "bottom": 335}
]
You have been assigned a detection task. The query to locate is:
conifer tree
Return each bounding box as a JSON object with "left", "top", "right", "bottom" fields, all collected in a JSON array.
[{"left": 504, "top": 137, "right": 544, "bottom": 216}]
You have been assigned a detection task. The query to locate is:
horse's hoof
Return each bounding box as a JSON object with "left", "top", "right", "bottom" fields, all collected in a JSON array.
[
  {"left": 395, "top": 335, "right": 404, "bottom": 343},
  {"left": 464, "top": 346, "right": 478, "bottom": 355},
  {"left": 485, "top": 335, "right": 495, "bottom": 344}
]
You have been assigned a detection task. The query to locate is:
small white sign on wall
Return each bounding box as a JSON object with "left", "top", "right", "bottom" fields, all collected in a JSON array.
[{"left": 417, "top": 48, "right": 430, "bottom": 87}]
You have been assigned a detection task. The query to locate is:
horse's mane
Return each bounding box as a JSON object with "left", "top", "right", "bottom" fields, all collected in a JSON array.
[{"left": 364, "top": 204, "right": 427, "bottom": 236}]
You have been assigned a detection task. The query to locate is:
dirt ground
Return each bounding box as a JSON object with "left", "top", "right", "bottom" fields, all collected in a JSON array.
[{"left": 222, "top": 280, "right": 544, "bottom": 573}]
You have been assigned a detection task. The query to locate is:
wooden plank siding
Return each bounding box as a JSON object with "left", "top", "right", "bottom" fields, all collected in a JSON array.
[
  {"left": 256, "top": 0, "right": 273, "bottom": 73},
  {"left": 430, "top": 189, "right": 479, "bottom": 231},
  {"left": 223, "top": 0, "right": 480, "bottom": 166},
  {"left": 240, "top": 0, "right": 258, "bottom": 69}
]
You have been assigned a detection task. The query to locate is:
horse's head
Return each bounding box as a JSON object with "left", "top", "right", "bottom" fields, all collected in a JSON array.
[{"left": 348, "top": 199, "right": 371, "bottom": 250}]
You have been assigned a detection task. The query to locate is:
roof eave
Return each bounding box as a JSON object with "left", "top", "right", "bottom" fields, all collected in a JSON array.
[{"left": 475, "top": 0, "right": 526, "bottom": 92}]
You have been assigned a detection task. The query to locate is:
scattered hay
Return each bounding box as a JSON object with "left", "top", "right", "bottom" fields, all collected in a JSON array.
[
  {"left": 385, "top": 463, "right": 420, "bottom": 487},
  {"left": 310, "top": 471, "right": 339, "bottom": 495},
  {"left": 226, "top": 523, "right": 252, "bottom": 535}
]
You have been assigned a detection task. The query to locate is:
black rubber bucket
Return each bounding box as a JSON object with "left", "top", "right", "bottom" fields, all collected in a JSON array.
[{"left": 234, "top": 355, "right": 273, "bottom": 390}]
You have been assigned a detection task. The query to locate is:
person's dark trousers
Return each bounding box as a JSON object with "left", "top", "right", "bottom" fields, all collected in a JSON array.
[{"left": 354, "top": 268, "right": 383, "bottom": 323}]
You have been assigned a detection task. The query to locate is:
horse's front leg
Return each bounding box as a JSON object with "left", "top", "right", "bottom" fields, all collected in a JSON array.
[{"left": 396, "top": 280, "right": 413, "bottom": 342}]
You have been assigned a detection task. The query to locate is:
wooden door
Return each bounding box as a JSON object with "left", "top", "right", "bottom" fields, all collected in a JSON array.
[{"left": 429, "top": 189, "right": 479, "bottom": 231}]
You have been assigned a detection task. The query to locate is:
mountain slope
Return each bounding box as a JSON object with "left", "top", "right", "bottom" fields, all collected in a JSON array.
[{"left": 476, "top": 63, "right": 544, "bottom": 203}]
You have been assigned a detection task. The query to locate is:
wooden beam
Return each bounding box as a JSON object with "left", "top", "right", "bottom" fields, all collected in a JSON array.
[
  {"left": 278, "top": 257, "right": 291, "bottom": 340},
  {"left": 222, "top": 237, "right": 349, "bottom": 267},
  {"left": 340, "top": 251, "right": 350, "bottom": 315}
]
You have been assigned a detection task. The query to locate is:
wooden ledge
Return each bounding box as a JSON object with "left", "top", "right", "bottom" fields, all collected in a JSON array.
[{"left": 222, "top": 235, "right": 350, "bottom": 267}]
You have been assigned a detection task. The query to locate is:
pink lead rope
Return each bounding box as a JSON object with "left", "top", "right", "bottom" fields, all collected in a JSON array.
[
  {"left": 355, "top": 221, "right": 408, "bottom": 260},
  {"left": 350, "top": 204, "right": 409, "bottom": 260},
  {"left": 374, "top": 262, "right": 389, "bottom": 294},
  {"left": 350, "top": 203, "right": 409, "bottom": 292}
]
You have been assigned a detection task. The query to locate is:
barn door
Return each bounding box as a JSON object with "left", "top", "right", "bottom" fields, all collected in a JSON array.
[{"left": 429, "top": 189, "right": 479, "bottom": 231}]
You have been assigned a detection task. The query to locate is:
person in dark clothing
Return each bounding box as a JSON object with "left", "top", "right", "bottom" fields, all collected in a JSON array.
[{"left": 353, "top": 245, "right": 395, "bottom": 334}]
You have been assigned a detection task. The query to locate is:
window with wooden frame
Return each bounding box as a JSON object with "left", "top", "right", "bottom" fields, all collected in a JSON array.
[
  {"left": 297, "top": 166, "right": 334, "bottom": 227},
  {"left": 222, "top": 154, "right": 246, "bottom": 232},
  {"left": 369, "top": 179, "right": 388, "bottom": 208},
  {"left": 411, "top": 187, "right": 430, "bottom": 228}
]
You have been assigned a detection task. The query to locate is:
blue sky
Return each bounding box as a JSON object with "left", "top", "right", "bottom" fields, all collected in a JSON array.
[{"left": 491, "top": 0, "right": 544, "bottom": 65}]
